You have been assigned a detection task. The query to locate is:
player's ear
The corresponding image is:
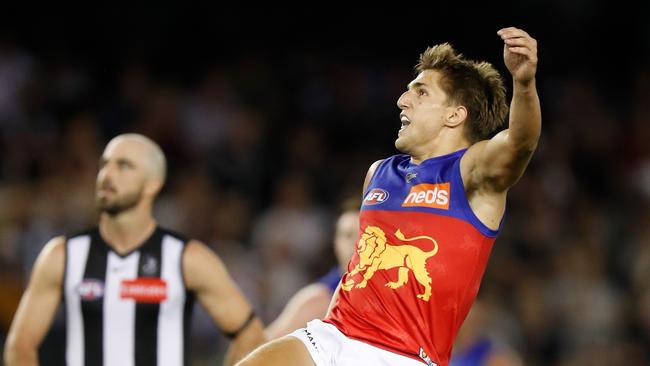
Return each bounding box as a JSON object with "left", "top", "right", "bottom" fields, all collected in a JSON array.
[
  {"left": 144, "top": 178, "right": 163, "bottom": 197},
  {"left": 445, "top": 106, "right": 467, "bottom": 128}
]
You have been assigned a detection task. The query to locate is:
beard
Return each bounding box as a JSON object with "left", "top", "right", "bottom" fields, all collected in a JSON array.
[{"left": 96, "top": 188, "right": 143, "bottom": 216}]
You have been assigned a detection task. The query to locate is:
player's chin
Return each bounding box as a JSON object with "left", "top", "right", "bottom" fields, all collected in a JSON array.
[{"left": 395, "top": 136, "right": 409, "bottom": 153}]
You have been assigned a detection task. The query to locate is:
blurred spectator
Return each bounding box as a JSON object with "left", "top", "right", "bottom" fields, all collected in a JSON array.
[{"left": 251, "top": 172, "right": 331, "bottom": 320}]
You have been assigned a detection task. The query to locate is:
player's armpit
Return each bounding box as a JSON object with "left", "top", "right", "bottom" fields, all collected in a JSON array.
[
  {"left": 4, "top": 236, "right": 66, "bottom": 366},
  {"left": 182, "top": 240, "right": 265, "bottom": 366}
]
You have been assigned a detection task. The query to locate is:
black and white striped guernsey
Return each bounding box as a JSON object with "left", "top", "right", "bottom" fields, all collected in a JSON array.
[{"left": 64, "top": 227, "right": 195, "bottom": 366}]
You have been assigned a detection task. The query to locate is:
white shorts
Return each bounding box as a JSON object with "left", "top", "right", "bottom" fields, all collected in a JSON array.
[{"left": 288, "top": 319, "right": 424, "bottom": 366}]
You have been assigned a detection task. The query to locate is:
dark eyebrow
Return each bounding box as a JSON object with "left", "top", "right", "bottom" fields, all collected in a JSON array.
[{"left": 408, "top": 81, "right": 429, "bottom": 90}]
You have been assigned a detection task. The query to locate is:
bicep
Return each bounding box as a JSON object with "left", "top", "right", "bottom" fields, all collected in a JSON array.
[
  {"left": 183, "top": 241, "right": 254, "bottom": 333},
  {"left": 463, "top": 130, "right": 536, "bottom": 192},
  {"left": 7, "top": 238, "right": 65, "bottom": 348}
]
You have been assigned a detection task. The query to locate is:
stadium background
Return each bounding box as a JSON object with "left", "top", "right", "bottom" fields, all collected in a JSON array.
[{"left": 0, "top": 3, "right": 649, "bottom": 365}]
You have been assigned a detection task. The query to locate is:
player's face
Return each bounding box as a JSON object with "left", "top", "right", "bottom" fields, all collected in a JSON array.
[
  {"left": 334, "top": 210, "right": 360, "bottom": 268},
  {"left": 395, "top": 70, "right": 452, "bottom": 154},
  {"left": 95, "top": 140, "right": 149, "bottom": 216}
]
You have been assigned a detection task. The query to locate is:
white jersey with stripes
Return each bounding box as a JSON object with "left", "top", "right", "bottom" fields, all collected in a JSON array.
[{"left": 64, "top": 227, "right": 194, "bottom": 366}]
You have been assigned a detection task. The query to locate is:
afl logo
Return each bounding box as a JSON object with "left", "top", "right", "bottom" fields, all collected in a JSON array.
[
  {"left": 364, "top": 188, "right": 389, "bottom": 205},
  {"left": 77, "top": 279, "right": 104, "bottom": 301}
]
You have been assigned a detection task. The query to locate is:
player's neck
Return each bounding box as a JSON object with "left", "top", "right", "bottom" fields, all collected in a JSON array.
[
  {"left": 409, "top": 133, "right": 470, "bottom": 164},
  {"left": 99, "top": 203, "right": 157, "bottom": 255}
]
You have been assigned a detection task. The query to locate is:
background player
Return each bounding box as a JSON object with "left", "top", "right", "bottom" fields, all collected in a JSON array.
[
  {"left": 265, "top": 199, "right": 359, "bottom": 340},
  {"left": 450, "top": 299, "right": 523, "bottom": 366},
  {"left": 4, "top": 134, "right": 265, "bottom": 366}
]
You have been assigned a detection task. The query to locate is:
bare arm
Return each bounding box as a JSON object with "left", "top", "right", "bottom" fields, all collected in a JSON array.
[
  {"left": 265, "top": 283, "right": 332, "bottom": 340},
  {"left": 463, "top": 27, "right": 541, "bottom": 193},
  {"left": 4, "top": 237, "right": 65, "bottom": 366},
  {"left": 183, "top": 240, "right": 264, "bottom": 366}
]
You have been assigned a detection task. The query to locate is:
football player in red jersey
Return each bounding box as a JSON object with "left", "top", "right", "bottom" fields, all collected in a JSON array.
[{"left": 238, "top": 27, "right": 540, "bottom": 366}]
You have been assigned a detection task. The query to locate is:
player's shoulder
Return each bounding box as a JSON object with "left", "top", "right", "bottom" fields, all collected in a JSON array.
[
  {"left": 181, "top": 239, "right": 231, "bottom": 291},
  {"left": 368, "top": 159, "right": 384, "bottom": 170},
  {"left": 183, "top": 239, "right": 207, "bottom": 256},
  {"left": 365, "top": 155, "right": 408, "bottom": 180},
  {"left": 32, "top": 236, "right": 67, "bottom": 283},
  {"left": 43, "top": 235, "right": 66, "bottom": 255},
  {"left": 462, "top": 139, "right": 491, "bottom": 163},
  {"left": 369, "top": 154, "right": 410, "bottom": 168},
  {"left": 181, "top": 239, "right": 223, "bottom": 266}
]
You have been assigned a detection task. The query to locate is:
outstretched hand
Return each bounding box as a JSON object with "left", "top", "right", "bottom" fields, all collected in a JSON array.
[{"left": 498, "top": 27, "right": 538, "bottom": 86}]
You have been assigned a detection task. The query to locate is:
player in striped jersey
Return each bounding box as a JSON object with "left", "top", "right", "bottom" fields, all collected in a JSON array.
[{"left": 4, "top": 134, "right": 265, "bottom": 366}]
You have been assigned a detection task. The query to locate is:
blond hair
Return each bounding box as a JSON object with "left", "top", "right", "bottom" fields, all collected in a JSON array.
[{"left": 416, "top": 43, "right": 509, "bottom": 142}]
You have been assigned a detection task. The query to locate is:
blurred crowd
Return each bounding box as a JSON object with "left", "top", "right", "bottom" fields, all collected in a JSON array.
[{"left": 0, "top": 28, "right": 649, "bottom": 365}]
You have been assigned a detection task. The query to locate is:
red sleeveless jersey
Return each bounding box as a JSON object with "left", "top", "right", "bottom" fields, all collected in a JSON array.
[{"left": 324, "top": 150, "right": 501, "bottom": 366}]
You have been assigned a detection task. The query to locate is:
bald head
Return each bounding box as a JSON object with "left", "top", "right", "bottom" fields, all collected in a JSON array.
[
  {"left": 96, "top": 133, "right": 167, "bottom": 215},
  {"left": 105, "top": 133, "right": 167, "bottom": 184}
]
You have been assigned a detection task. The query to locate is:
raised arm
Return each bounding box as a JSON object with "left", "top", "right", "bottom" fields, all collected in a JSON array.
[
  {"left": 4, "top": 237, "right": 65, "bottom": 366},
  {"left": 182, "top": 240, "right": 264, "bottom": 366},
  {"left": 463, "top": 27, "right": 541, "bottom": 193}
]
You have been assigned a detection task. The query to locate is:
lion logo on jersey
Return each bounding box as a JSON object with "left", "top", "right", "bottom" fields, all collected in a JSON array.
[{"left": 341, "top": 226, "right": 439, "bottom": 301}]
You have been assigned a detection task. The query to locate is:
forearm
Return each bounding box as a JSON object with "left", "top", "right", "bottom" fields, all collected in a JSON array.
[
  {"left": 223, "top": 320, "right": 265, "bottom": 366},
  {"left": 223, "top": 337, "right": 262, "bottom": 366},
  {"left": 223, "top": 343, "right": 241, "bottom": 366},
  {"left": 507, "top": 80, "right": 541, "bottom": 151},
  {"left": 4, "top": 340, "right": 39, "bottom": 366}
]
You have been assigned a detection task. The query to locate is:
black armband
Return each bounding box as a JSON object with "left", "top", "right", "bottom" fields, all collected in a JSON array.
[{"left": 223, "top": 310, "right": 256, "bottom": 339}]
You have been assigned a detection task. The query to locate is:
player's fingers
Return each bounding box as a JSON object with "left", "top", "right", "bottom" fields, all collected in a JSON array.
[
  {"left": 497, "top": 27, "right": 531, "bottom": 39},
  {"left": 499, "top": 29, "right": 536, "bottom": 49},
  {"left": 504, "top": 37, "right": 537, "bottom": 52},
  {"left": 505, "top": 47, "right": 538, "bottom": 63},
  {"left": 501, "top": 32, "right": 537, "bottom": 51}
]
